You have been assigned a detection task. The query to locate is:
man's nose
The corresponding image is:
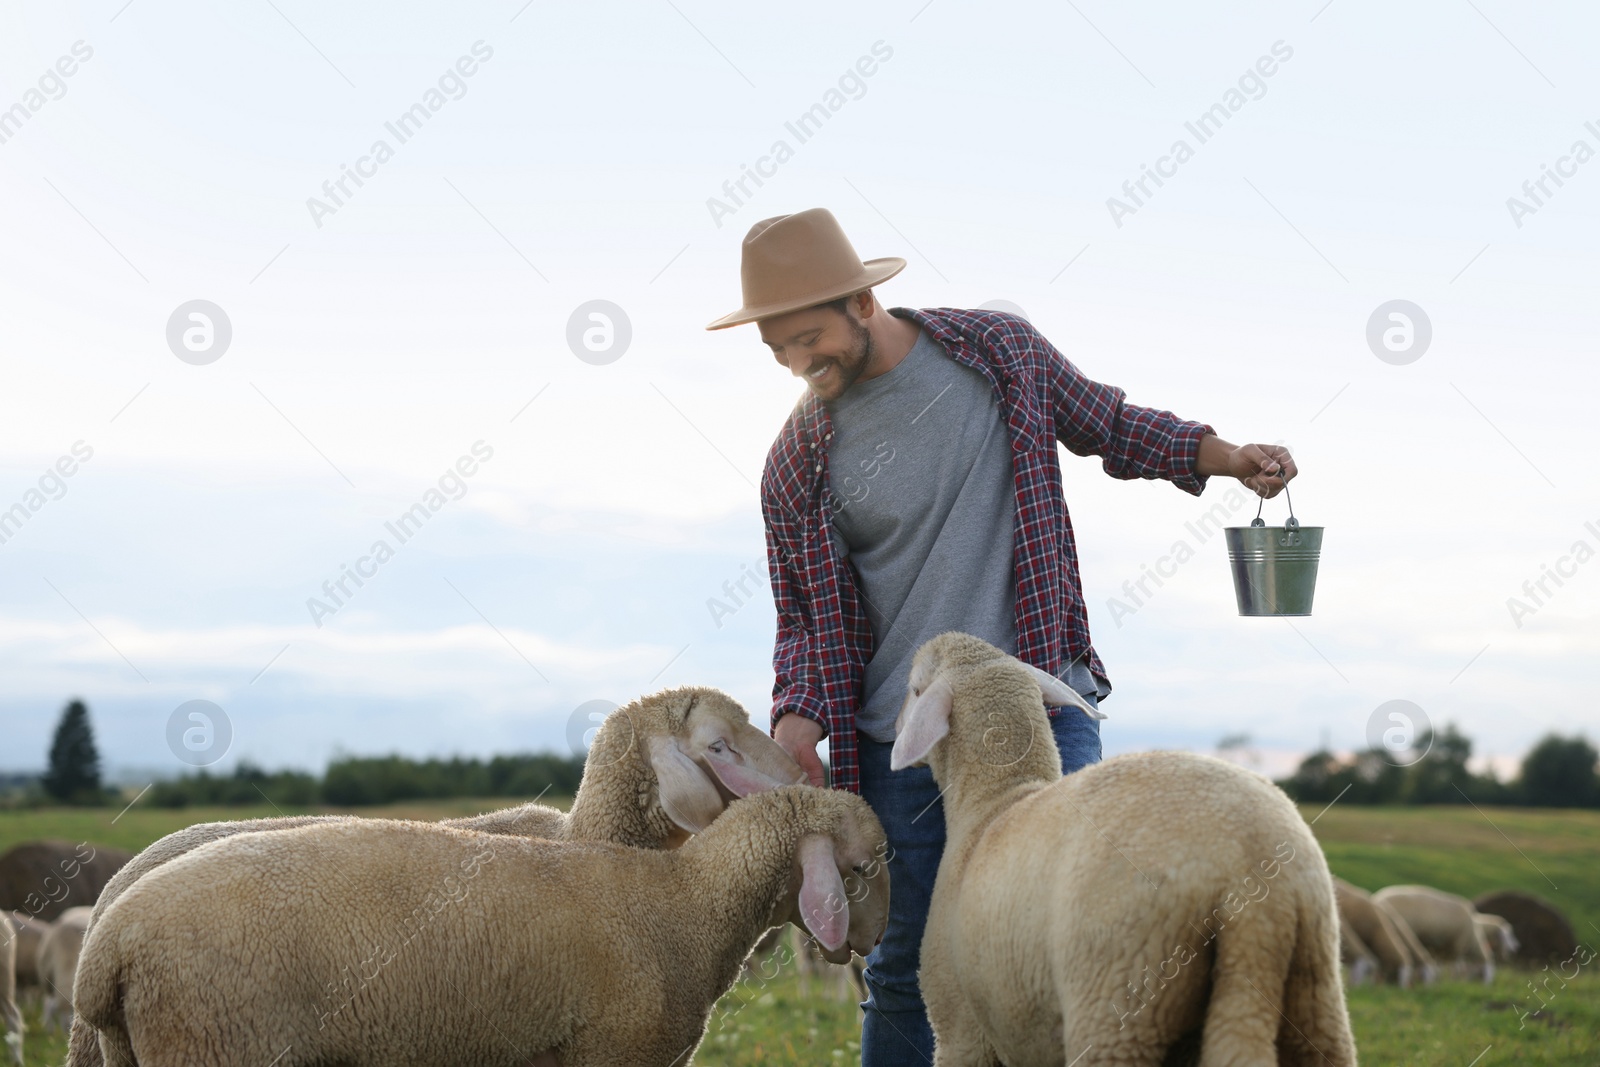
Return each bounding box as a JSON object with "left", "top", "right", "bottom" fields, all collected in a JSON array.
[{"left": 787, "top": 351, "right": 812, "bottom": 377}]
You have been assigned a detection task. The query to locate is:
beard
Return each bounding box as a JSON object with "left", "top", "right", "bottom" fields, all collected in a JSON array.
[{"left": 809, "top": 315, "right": 876, "bottom": 398}]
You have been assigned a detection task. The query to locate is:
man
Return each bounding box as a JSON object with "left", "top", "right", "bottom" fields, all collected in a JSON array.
[{"left": 706, "top": 208, "right": 1294, "bottom": 1064}]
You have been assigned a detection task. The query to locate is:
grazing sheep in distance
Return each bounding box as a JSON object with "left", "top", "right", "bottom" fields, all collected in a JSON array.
[
  {"left": 1374, "top": 885, "right": 1497, "bottom": 983},
  {"left": 1337, "top": 913, "right": 1379, "bottom": 986},
  {"left": 75, "top": 786, "right": 889, "bottom": 1067},
  {"left": 1, "top": 913, "right": 20, "bottom": 1065},
  {"left": 38, "top": 906, "right": 92, "bottom": 1033},
  {"left": 1474, "top": 913, "right": 1519, "bottom": 962},
  {"left": 1332, "top": 877, "right": 1434, "bottom": 987},
  {"left": 4, "top": 913, "right": 47, "bottom": 994},
  {"left": 891, "top": 632, "right": 1355, "bottom": 1066},
  {"left": 65, "top": 684, "right": 802, "bottom": 1067}
]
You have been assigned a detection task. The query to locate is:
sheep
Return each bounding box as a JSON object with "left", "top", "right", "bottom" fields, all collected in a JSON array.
[
  {"left": 1337, "top": 913, "right": 1379, "bottom": 986},
  {"left": 75, "top": 785, "right": 890, "bottom": 1067},
  {"left": 0, "top": 913, "right": 20, "bottom": 1065},
  {"left": 39, "top": 905, "right": 92, "bottom": 1033},
  {"left": 65, "top": 684, "right": 800, "bottom": 1067},
  {"left": 4, "top": 911, "right": 48, "bottom": 994},
  {"left": 890, "top": 632, "right": 1356, "bottom": 1067},
  {"left": 1373, "top": 884, "right": 1497, "bottom": 983},
  {"left": 1474, "top": 912, "right": 1520, "bottom": 962},
  {"left": 1332, "top": 876, "right": 1434, "bottom": 987}
]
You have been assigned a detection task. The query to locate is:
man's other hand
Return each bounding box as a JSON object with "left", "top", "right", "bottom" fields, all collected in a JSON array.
[{"left": 774, "top": 712, "right": 827, "bottom": 787}]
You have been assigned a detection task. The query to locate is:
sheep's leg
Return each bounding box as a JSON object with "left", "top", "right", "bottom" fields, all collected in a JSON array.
[
  {"left": 1280, "top": 910, "right": 1357, "bottom": 1067},
  {"left": 1195, "top": 909, "right": 1295, "bottom": 1067},
  {"left": 66, "top": 1017, "right": 106, "bottom": 1067},
  {"left": 924, "top": 990, "right": 998, "bottom": 1067}
]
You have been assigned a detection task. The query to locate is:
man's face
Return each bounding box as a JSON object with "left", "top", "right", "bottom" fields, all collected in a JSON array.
[{"left": 758, "top": 303, "right": 875, "bottom": 402}]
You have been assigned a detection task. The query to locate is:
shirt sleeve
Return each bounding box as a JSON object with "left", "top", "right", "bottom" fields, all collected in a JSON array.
[
  {"left": 762, "top": 472, "right": 831, "bottom": 737},
  {"left": 1032, "top": 321, "right": 1214, "bottom": 496}
]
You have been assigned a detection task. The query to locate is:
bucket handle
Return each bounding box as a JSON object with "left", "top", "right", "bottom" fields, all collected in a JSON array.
[{"left": 1249, "top": 478, "right": 1304, "bottom": 546}]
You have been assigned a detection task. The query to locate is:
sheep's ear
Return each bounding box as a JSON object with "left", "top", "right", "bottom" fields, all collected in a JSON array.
[
  {"left": 891, "top": 678, "right": 953, "bottom": 771},
  {"left": 796, "top": 834, "right": 849, "bottom": 953},
  {"left": 702, "top": 750, "right": 794, "bottom": 797},
  {"left": 1019, "top": 663, "right": 1107, "bottom": 720},
  {"left": 649, "top": 736, "right": 725, "bottom": 833}
]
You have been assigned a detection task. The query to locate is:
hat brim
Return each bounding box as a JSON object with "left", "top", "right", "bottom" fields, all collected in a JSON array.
[{"left": 704, "top": 257, "right": 907, "bottom": 331}]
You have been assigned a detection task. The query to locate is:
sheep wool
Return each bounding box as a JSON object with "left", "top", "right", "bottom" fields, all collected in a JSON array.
[
  {"left": 892, "top": 632, "right": 1357, "bottom": 1067},
  {"left": 75, "top": 786, "right": 888, "bottom": 1067},
  {"left": 65, "top": 684, "right": 801, "bottom": 1067},
  {"left": 1373, "top": 884, "right": 1497, "bottom": 983}
]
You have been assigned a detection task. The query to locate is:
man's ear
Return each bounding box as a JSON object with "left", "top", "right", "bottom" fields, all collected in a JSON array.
[
  {"left": 891, "top": 678, "right": 953, "bottom": 770},
  {"left": 649, "top": 736, "right": 724, "bottom": 832}
]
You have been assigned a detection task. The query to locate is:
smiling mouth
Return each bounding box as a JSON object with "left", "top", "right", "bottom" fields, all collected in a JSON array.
[{"left": 807, "top": 363, "right": 833, "bottom": 382}]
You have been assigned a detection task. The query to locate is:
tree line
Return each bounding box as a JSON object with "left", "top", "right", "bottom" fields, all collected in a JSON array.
[
  {"left": 1275, "top": 725, "right": 1600, "bottom": 808},
  {"left": 9, "top": 699, "right": 585, "bottom": 809},
  {"left": 11, "top": 699, "right": 1599, "bottom": 810}
]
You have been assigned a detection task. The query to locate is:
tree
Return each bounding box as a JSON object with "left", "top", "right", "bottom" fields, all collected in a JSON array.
[
  {"left": 1517, "top": 735, "right": 1599, "bottom": 808},
  {"left": 41, "top": 699, "right": 103, "bottom": 804}
]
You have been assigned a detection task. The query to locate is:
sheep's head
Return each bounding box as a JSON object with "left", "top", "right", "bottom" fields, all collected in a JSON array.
[
  {"left": 890, "top": 632, "right": 1104, "bottom": 777},
  {"left": 766, "top": 789, "right": 890, "bottom": 962},
  {"left": 587, "top": 687, "right": 806, "bottom": 838}
]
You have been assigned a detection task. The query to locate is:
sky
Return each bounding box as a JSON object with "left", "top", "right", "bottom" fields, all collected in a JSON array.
[{"left": 0, "top": 0, "right": 1596, "bottom": 784}]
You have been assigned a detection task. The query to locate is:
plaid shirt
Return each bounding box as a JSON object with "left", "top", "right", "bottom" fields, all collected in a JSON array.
[{"left": 761, "top": 306, "right": 1215, "bottom": 794}]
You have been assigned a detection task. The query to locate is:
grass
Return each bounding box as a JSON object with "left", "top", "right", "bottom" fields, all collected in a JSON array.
[{"left": 3, "top": 800, "right": 1597, "bottom": 1065}]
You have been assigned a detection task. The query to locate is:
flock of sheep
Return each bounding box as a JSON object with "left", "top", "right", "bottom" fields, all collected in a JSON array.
[
  {"left": 1334, "top": 878, "right": 1518, "bottom": 989},
  {"left": 0, "top": 632, "right": 1553, "bottom": 1065}
]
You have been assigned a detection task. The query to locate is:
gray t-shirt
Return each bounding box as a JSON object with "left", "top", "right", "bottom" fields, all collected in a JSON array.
[{"left": 826, "top": 328, "right": 1024, "bottom": 741}]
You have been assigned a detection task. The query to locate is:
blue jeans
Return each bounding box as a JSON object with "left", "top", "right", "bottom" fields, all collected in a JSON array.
[{"left": 856, "top": 692, "right": 1102, "bottom": 1066}]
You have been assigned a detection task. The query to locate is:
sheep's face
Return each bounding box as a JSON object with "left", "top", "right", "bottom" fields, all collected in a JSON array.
[
  {"left": 771, "top": 797, "right": 891, "bottom": 962},
  {"left": 891, "top": 633, "right": 1103, "bottom": 774},
  {"left": 643, "top": 688, "right": 807, "bottom": 834}
]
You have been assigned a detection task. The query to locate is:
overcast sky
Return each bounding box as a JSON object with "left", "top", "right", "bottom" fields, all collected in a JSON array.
[{"left": 1, "top": 0, "right": 1595, "bottom": 783}]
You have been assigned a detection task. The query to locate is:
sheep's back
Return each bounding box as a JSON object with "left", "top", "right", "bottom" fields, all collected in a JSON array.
[
  {"left": 947, "top": 751, "right": 1327, "bottom": 1050},
  {"left": 89, "top": 821, "right": 681, "bottom": 1063}
]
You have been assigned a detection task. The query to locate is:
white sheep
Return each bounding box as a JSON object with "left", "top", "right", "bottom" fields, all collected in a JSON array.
[
  {"left": 890, "top": 632, "right": 1356, "bottom": 1067},
  {"left": 1474, "top": 912, "right": 1519, "bottom": 962},
  {"left": 76, "top": 785, "right": 889, "bottom": 1067},
  {"left": 1337, "top": 913, "right": 1378, "bottom": 986},
  {"left": 4, "top": 912, "right": 48, "bottom": 993},
  {"left": 65, "top": 684, "right": 800, "bottom": 1067},
  {"left": 1373, "top": 884, "right": 1496, "bottom": 983},
  {"left": 39, "top": 905, "right": 92, "bottom": 1033},
  {"left": 0, "top": 913, "right": 20, "bottom": 1065},
  {"left": 1332, "top": 876, "right": 1437, "bottom": 987}
]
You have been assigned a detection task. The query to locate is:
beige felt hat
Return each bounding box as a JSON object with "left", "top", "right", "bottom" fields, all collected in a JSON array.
[{"left": 705, "top": 208, "right": 906, "bottom": 330}]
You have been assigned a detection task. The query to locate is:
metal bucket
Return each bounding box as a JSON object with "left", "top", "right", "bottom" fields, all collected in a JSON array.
[{"left": 1224, "top": 486, "right": 1322, "bottom": 616}]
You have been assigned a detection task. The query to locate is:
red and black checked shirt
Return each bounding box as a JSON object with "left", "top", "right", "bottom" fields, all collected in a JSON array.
[{"left": 760, "top": 306, "right": 1215, "bottom": 794}]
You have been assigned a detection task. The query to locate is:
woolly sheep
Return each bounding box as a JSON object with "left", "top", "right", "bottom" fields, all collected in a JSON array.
[
  {"left": 890, "top": 633, "right": 1356, "bottom": 1067},
  {"left": 39, "top": 905, "right": 91, "bottom": 1033},
  {"left": 1337, "top": 913, "right": 1379, "bottom": 986},
  {"left": 1373, "top": 884, "right": 1496, "bottom": 983},
  {"left": 76, "top": 785, "right": 889, "bottom": 1067},
  {"left": 0, "top": 913, "right": 19, "bottom": 1065},
  {"left": 1332, "top": 877, "right": 1433, "bottom": 987},
  {"left": 4, "top": 912, "right": 47, "bottom": 992},
  {"left": 1474, "top": 912, "right": 1519, "bottom": 962},
  {"left": 65, "top": 684, "right": 800, "bottom": 1067}
]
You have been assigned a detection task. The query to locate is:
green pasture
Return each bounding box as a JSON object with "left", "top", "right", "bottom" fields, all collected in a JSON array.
[{"left": 4, "top": 800, "right": 1596, "bottom": 1065}]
